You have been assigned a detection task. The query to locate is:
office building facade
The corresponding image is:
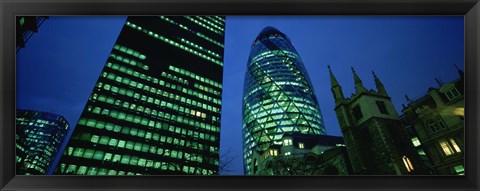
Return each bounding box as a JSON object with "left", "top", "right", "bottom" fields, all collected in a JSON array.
[
  {"left": 242, "top": 26, "right": 327, "bottom": 175},
  {"left": 401, "top": 67, "right": 464, "bottom": 175},
  {"left": 55, "top": 16, "right": 225, "bottom": 175},
  {"left": 16, "top": 109, "right": 70, "bottom": 175}
]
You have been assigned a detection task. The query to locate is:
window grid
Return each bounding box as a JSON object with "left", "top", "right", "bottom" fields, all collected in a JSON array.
[{"left": 125, "top": 21, "right": 223, "bottom": 66}]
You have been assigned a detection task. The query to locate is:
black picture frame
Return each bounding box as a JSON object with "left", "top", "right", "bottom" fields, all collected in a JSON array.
[{"left": 1, "top": 0, "right": 478, "bottom": 190}]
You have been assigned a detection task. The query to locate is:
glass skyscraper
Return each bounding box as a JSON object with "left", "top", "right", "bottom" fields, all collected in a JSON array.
[
  {"left": 16, "top": 110, "right": 70, "bottom": 175},
  {"left": 242, "top": 26, "right": 326, "bottom": 175},
  {"left": 55, "top": 16, "right": 225, "bottom": 175}
]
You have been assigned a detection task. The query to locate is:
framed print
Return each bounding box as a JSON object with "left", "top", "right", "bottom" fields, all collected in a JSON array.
[{"left": 1, "top": 0, "right": 479, "bottom": 191}]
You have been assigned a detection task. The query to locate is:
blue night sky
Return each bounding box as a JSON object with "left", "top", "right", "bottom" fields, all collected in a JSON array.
[{"left": 16, "top": 16, "right": 464, "bottom": 175}]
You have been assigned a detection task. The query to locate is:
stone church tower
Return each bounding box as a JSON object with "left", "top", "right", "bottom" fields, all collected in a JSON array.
[{"left": 328, "top": 66, "right": 426, "bottom": 175}]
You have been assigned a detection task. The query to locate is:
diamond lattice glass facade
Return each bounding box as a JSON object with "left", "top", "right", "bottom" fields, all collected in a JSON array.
[
  {"left": 55, "top": 16, "right": 225, "bottom": 175},
  {"left": 16, "top": 110, "right": 70, "bottom": 175},
  {"left": 242, "top": 26, "right": 326, "bottom": 175}
]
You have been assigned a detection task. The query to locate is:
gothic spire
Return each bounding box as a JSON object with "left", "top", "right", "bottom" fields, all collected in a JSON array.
[
  {"left": 405, "top": 94, "right": 411, "bottom": 103},
  {"left": 373, "top": 70, "right": 388, "bottom": 96},
  {"left": 328, "top": 65, "right": 339, "bottom": 88},
  {"left": 328, "top": 65, "right": 344, "bottom": 102},
  {"left": 454, "top": 64, "right": 464, "bottom": 79},
  {"left": 435, "top": 78, "right": 444, "bottom": 87},
  {"left": 351, "top": 67, "right": 366, "bottom": 93}
]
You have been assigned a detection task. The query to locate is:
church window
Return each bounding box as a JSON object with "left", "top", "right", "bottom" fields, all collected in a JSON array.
[
  {"left": 352, "top": 105, "right": 363, "bottom": 121},
  {"left": 376, "top": 100, "right": 389, "bottom": 114}
]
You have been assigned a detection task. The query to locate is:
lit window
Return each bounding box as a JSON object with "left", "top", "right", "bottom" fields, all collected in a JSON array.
[
  {"left": 121, "top": 155, "right": 130, "bottom": 164},
  {"left": 439, "top": 139, "right": 454, "bottom": 156},
  {"left": 418, "top": 149, "right": 426, "bottom": 156},
  {"left": 125, "top": 141, "right": 134, "bottom": 150},
  {"left": 112, "top": 154, "right": 121, "bottom": 162},
  {"left": 130, "top": 156, "right": 139, "bottom": 166},
  {"left": 118, "top": 140, "right": 126, "bottom": 148},
  {"left": 103, "top": 153, "right": 112, "bottom": 161},
  {"left": 93, "top": 151, "right": 104, "bottom": 160},
  {"left": 269, "top": 149, "right": 278, "bottom": 156},
  {"left": 83, "top": 149, "right": 94, "bottom": 159},
  {"left": 453, "top": 165, "right": 464, "bottom": 175},
  {"left": 66, "top": 165, "right": 77, "bottom": 174},
  {"left": 90, "top": 135, "right": 100, "bottom": 143},
  {"left": 402, "top": 156, "right": 414, "bottom": 172},
  {"left": 283, "top": 139, "right": 292, "bottom": 146},
  {"left": 449, "top": 138, "right": 462, "bottom": 153},
  {"left": 108, "top": 138, "right": 118, "bottom": 147},
  {"left": 411, "top": 137, "right": 421, "bottom": 147},
  {"left": 298, "top": 142, "right": 304, "bottom": 149},
  {"left": 438, "top": 138, "right": 462, "bottom": 157},
  {"left": 99, "top": 136, "right": 109, "bottom": 145},
  {"left": 73, "top": 148, "right": 84, "bottom": 157}
]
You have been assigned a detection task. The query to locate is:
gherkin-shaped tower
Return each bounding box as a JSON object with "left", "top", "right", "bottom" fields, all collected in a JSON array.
[{"left": 242, "top": 26, "right": 326, "bottom": 175}]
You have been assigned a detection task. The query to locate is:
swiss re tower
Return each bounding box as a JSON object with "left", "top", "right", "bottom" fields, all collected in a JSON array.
[{"left": 242, "top": 26, "right": 326, "bottom": 175}]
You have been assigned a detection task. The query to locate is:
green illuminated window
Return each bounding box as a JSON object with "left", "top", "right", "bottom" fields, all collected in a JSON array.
[
  {"left": 76, "top": 166, "right": 87, "bottom": 175},
  {"left": 130, "top": 128, "right": 138, "bottom": 136},
  {"left": 134, "top": 142, "right": 142, "bottom": 151},
  {"left": 99, "top": 136, "right": 109, "bottom": 145},
  {"left": 147, "top": 145, "right": 156, "bottom": 154},
  {"left": 86, "top": 119, "right": 96, "bottom": 127},
  {"left": 112, "top": 154, "right": 121, "bottom": 162},
  {"left": 105, "top": 123, "right": 114, "bottom": 131},
  {"left": 125, "top": 141, "right": 134, "bottom": 150},
  {"left": 90, "top": 107, "right": 101, "bottom": 115},
  {"left": 130, "top": 156, "right": 139, "bottom": 166},
  {"left": 141, "top": 144, "right": 149, "bottom": 152},
  {"left": 118, "top": 140, "right": 126, "bottom": 148},
  {"left": 121, "top": 155, "right": 130, "bottom": 164},
  {"left": 108, "top": 138, "right": 118, "bottom": 147},
  {"left": 107, "top": 170, "right": 117, "bottom": 175},
  {"left": 93, "top": 151, "right": 104, "bottom": 160},
  {"left": 66, "top": 147, "right": 74, "bottom": 156},
  {"left": 91, "top": 135, "right": 100, "bottom": 143},
  {"left": 138, "top": 129, "right": 145, "bottom": 137},
  {"left": 157, "top": 148, "right": 164, "bottom": 155},
  {"left": 153, "top": 133, "right": 160, "bottom": 141},
  {"left": 133, "top": 93, "right": 140, "bottom": 99},
  {"left": 73, "top": 148, "right": 84, "bottom": 157},
  {"left": 66, "top": 165, "right": 77, "bottom": 174},
  {"left": 126, "top": 114, "right": 134, "bottom": 122}
]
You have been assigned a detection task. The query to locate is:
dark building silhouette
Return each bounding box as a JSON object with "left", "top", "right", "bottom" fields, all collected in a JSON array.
[
  {"left": 401, "top": 66, "right": 464, "bottom": 175},
  {"left": 16, "top": 16, "right": 48, "bottom": 52},
  {"left": 328, "top": 66, "right": 427, "bottom": 175},
  {"left": 242, "top": 26, "right": 327, "bottom": 175},
  {"left": 55, "top": 16, "right": 225, "bottom": 175},
  {"left": 251, "top": 133, "right": 351, "bottom": 175},
  {"left": 16, "top": 109, "right": 70, "bottom": 175}
]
